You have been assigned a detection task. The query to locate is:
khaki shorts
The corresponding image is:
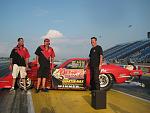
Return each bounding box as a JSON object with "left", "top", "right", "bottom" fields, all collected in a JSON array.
[{"left": 12, "top": 64, "right": 27, "bottom": 78}]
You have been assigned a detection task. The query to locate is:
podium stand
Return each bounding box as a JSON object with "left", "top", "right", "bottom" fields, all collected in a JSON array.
[{"left": 91, "top": 90, "right": 107, "bottom": 109}]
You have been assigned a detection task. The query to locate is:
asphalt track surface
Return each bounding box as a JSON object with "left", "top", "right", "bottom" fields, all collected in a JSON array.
[
  {"left": 112, "top": 76, "right": 150, "bottom": 101},
  {"left": 31, "top": 90, "right": 150, "bottom": 113},
  {"left": 0, "top": 89, "right": 28, "bottom": 113},
  {"left": 0, "top": 62, "right": 150, "bottom": 113}
]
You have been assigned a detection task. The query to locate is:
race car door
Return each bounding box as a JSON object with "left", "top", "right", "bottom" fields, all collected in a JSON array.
[{"left": 52, "top": 60, "right": 86, "bottom": 90}]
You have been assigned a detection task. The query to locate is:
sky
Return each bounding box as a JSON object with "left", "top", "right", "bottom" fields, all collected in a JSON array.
[{"left": 0, "top": 0, "right": 150, "bottom": 60}]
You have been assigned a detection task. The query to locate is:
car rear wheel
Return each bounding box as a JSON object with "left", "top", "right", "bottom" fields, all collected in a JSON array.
[
  {"left": 99, "top": 74, "right": 113, "bottom": 91},
  {"left": 17, "top": 77, "right": 33, "bottom": 90}
]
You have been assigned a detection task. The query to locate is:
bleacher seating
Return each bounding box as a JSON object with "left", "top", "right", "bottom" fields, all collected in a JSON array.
[{"left": 104, "top": 39, "right": 150, "bottom": 63}]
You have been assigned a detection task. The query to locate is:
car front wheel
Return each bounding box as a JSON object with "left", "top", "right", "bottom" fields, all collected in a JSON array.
[
  {"left": 99, "top": 74, "right": 113, "bottom": 91},
  {"left": 17, "top": 77, "right": 33, "bottom": 90}
]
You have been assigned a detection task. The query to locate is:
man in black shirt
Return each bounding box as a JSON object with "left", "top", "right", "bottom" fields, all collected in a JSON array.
[
  {"left": 88, "top": 37, "right": 103, "bottom": 90},
  {"left": 9, "top": 38, "right": 30, "bottom": 92},
  {"left": 35, "top": 38, "right": 55, "bottom": 93}
]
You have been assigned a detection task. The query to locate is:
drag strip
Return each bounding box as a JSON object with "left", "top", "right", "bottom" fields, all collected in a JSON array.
[
  {"left": 0, "top": 89, "right": 28, "bottom": 113},
  {"left": 112, "top": 76, "right": 150, "bottom": 101},
  {"left": 31, "top": 90, "right": 150, "bottom": 113},
  {"left": 27, "top": 90, "right": 35, "bottom": 113},
  {"left": 112, "top": 89, "right": 150, "bottom": 103}
]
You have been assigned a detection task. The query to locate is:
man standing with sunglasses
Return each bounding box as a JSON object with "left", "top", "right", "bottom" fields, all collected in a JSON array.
[{"left": 35, "top": 38, "right": 55, "bottom": 93}]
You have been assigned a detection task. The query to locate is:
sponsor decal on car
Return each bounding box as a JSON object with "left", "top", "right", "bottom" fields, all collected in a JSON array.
[
  {"left": 62, "top": 79, "right": 84, "bottom": 84},
  {"left": 57, "top": 85, "right": 82, "bottom": 88},
  {"left": 53, "top": 68, "right": 85, "bottom": 79},
  {"left": 52, "top": 68, "right": 85, "bottom": 89}
]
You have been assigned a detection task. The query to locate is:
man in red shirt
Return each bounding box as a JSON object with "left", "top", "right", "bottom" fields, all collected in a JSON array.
[
  {"left": 35, "top": 38, "right": 55, "bottom": 93},
  {"left": 9, "top": 38, "right": 30, "bottom": 92}
]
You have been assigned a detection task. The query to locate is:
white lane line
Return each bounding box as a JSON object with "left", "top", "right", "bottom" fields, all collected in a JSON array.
[
  {"left": 27, "top": 90, "right": 35, "bottom": 113},
  {"left": 112, "top": 89, "right": 150, "bottom": 103}
]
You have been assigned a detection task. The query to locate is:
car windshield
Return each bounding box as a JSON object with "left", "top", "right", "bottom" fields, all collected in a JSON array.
[{"left": 54, "top": 61, "right": 64, "bottom": 68}]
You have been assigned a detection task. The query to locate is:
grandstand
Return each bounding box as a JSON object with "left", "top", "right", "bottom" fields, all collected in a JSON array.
[{"left": 104, "top": 39, "right": 150, "bottom": 64}]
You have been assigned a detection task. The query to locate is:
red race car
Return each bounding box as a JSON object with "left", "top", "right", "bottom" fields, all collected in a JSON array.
[{"left": 0, "top": 58, "right": 143, "bottom": 90}]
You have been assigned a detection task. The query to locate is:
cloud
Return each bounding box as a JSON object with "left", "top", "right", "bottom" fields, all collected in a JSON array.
[
  {"left": 51, "top": 37, "right": 91, "bottom": 59},
  {"left": 42, "top": 29, "right": 63, "bottom": 39},
  {"left": 41, "top": 29, "right": 90, "bottom": 59}
]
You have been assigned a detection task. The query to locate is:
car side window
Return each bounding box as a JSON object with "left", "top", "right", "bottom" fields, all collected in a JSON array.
[{"left": 65, "top": 60, "right": 86, "bottom": 69}]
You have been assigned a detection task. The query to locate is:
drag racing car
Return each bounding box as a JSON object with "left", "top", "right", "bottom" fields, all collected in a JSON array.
[{"left": 0, "top": 58, "right": 143, "bottom": 90}]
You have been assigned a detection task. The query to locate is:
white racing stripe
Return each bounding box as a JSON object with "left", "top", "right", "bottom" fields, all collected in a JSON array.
[
  {"left": 112, "top": 89, "right": 150, "bottom": 103},
  {"left": 27, "top": 90, "right": 35, "bottom": 113}
]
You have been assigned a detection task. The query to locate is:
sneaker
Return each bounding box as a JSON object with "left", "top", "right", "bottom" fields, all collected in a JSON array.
[
  {"left": 35, "top": 89, "right": 40, "bottom": 93},
  {"left": 41, "top": 88, "right": 48, "bottom": 92},
  {"left": 9, "top": 87, "right": 15, "bottom": 93}
]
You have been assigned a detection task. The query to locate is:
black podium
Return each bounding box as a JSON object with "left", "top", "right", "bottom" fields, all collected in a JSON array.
[{"left": 91, "top": 90, "right": 107, "bottom": 109}]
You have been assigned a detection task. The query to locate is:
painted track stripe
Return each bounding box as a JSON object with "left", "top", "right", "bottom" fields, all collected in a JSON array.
[
  {"left": 112, "top": 89, "right": 150, "bottom": 103},
  {"left": 27, "top": 90, "right": 35, "bottom": 113}
]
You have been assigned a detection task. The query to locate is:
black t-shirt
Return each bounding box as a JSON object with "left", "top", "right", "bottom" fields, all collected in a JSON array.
[
  {"left": 89, "top": 45, "right": 103, "bottom": 67},
  {"left": 35, "top": 45, "right": 55, "bottom": 69},
  {"left": 10, "top": 47, "right": 30, "bottom": 66}
]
